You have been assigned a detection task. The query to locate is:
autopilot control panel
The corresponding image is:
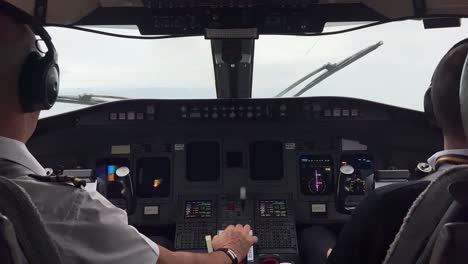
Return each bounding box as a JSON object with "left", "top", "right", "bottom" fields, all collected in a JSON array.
[{"left": 175, "top": 196, "right": 298, "bottom": 261}]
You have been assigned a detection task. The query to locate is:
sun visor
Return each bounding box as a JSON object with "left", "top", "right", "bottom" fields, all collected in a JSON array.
[
  {"left": 425, "top": 0, "right": 468, "bottom": 15},
  {"left": 5, "top": 0, "right": 33, "bottom": 14}
]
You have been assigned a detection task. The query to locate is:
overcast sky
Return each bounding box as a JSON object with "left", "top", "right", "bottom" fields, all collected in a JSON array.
[{"left": 41, "top": 19, "right": 468, "bottom": 118}]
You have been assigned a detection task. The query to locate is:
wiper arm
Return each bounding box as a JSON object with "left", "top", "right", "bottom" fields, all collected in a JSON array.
[
  {"left": 275, "top": 41, "right": 384, "bottom": 97},
  {"left": 56, "top": 94, "right": 129, "bottom": 106}
]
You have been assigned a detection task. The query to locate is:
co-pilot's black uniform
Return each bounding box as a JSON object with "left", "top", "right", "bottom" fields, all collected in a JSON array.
[{"left": 326, "top": 151, "right": 468, "bottom": 264}]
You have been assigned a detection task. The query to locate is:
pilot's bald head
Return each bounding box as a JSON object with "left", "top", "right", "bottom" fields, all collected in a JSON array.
[{"left": 0, "top": 12, "right": 36, "bottom": 104}]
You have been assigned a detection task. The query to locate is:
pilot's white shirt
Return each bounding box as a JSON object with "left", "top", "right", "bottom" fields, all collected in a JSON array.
[
  {"left": 427, "top": 148, "right": 468, "bottom": 170},
  {"left": 0, "top": 136, "right": 160, "bottom": 264}
]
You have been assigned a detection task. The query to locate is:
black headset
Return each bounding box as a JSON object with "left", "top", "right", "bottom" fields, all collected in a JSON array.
[
  {"left": 424, "top": 85, "right": 436, "bottom": 125},
  {"left": 0, "top": 1, "right": 59, "bottom": 112},
  {"left": 423, "top": 38, "right": 468, "bottom": 126}
]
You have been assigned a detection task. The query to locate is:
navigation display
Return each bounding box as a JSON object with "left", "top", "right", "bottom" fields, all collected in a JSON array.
[
  {"left": 259, "top": 200, "right": 287, "bottom": 217},
  {"left": 299, "top": 155, "right": 333, "bottom": 195},
  {"left": 185, "top": 200, "right": 213, "bottom": 219}
]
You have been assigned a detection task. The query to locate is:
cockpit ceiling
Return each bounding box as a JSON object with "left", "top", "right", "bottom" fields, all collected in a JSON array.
[{"left": 8, "top": 0, "right": 468, "bottom": 26}]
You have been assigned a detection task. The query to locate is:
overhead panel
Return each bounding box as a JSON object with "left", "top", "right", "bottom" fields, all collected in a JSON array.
[{"left": 11, "top": 0, "right": 468, "bottom": 26}]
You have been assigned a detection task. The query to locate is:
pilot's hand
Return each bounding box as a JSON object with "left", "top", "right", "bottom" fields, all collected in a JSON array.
[{"left": 212, "top": 224, "right": 258, "bottom": 261}]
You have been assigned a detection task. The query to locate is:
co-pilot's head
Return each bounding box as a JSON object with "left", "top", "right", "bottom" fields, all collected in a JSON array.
[{"left": 430, "top": 40, "right": 468, "bottom": 148}]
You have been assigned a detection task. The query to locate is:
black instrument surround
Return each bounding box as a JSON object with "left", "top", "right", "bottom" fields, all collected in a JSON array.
[{"left": 28, "top": 96, "right": 441, "bottom": 230}]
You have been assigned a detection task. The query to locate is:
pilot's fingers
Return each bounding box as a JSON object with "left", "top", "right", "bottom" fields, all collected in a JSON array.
[
  {"left": 250, "top": 235, "right": 258, "bottom": 244},
  {"left": 243, "top": 224, "right": 252, "bottom": 233},
  {"left": 212, "top": 235, "right": 219, "bottom": 241},
  {"left": 235, "top": 224, "right": 243, "bottom": 230},
  {"left": 225, "top": 225, "right": 235, "bottom": 232}
]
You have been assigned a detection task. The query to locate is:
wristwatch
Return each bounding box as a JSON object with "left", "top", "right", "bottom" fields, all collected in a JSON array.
[{"left": 215, "top": 248, "right": 239, "bottom": 264}]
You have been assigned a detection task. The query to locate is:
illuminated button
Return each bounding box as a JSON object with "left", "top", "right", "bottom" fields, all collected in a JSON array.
[
  {"left": 246, "top": 112, "right": 253, "bottom": 118},
  {"left": 351, "top": 109, "right": 359, "bottom": 117},
  {"left": 181, "top": 114, "right": 187, "bottom": 118},
  {"left": 127, "top": 111, "right": 136, "bottom": 120},
  {"left": 146, "top": 105, "right": 155, "bottom": 114},
  {"left": 256, "top": 112, "right": 262, "bottom": 117},
  {"left": 280, "top": 104, "right": 287, "bottom": 112},
  {"left": 180, "top": 106, "right": 187, "bottom": 112},
  {"left": 311, "top": 203, "right": 327, "bottom": 213},
  {"left": 333, "top": 108, "right": 341, "bottom": 117},
  {"left": 229, "top": 112, "right": 236, "bottom": 118},
  {"left": 203, "top": 113, "right": 209, "bottom": 118},
  {"left": 342, "top": 109, "right": 350, "bottom": 117},
  {"left": 256, "top": 106, "right": 262, "bottom": 111},
  {"left": 203, "top": 106, "right": 209, "bottom": 111},
  {"left": 144, "top": 206, "right": 160, "bottom": 215},
  {"left": 323, "top": 109, "right": 332, "bottom": 117},
  {"left": 238, "top": 106, "right": 244, "bottom": 111},
  {"left": 109, "top": 113, "right": 117, "bottom": 120},
  {"left": 136, "top": 113, "right": 144, "bottom": 120},
  {"left": 212, "top": 113, "right": 219, "bottom": 119},
  {"left": 118, "top": 113, "right": 126, "bottom": 120}
]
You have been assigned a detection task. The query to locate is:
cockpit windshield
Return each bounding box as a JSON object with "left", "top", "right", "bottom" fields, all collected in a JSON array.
[{"left": 42, "top": 19, "right": 468, "bottom": 118}]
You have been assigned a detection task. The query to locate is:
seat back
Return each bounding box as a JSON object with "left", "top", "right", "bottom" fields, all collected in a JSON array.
[
  {"left": 383, "top": 166, "right": 468, "bottom": 264},
  {"left": 0, "top": 213, "right": 25, "bottom": 264},
  {"left": 429, "top": 222, "right": 468, "bottom": 264},
  {"left": 0, "top": 176, "right": 62, "bottom": 264},
  {"left": 429, "top": 180, "right": 468, "bottom": 264}
]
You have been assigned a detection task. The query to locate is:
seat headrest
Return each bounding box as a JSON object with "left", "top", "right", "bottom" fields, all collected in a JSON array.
[{"left": 460, "top": 56, "right": 468, "bottom": 139}]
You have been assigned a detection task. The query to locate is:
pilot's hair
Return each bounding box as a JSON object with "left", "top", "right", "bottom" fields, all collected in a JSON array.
[{"left": 431, "top": 38, "right": 468, "bottom": 137}]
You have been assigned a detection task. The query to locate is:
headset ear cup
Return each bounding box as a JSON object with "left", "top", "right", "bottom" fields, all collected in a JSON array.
[
  {"left": 18, "top": 52, "right": 59, "bottom": 112},
  {"left": 43, "top": 61, "right": 59, "bottom": 109},
  {"left": 424, "top": 87, "right": 436, "bottom": 125}
]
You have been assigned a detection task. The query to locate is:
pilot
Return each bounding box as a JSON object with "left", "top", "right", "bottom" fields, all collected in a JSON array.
[
  {"left": 0, "top": 6, "right": 256, "bottom": 264},
  {"left": 300, "top": 39, "right": 468, "bottom": 264}
]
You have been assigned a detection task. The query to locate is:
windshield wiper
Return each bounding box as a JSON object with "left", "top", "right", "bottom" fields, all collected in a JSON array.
[
  {"left": 275, "top": 41, "right": 384, "bottom": 97},
  {"left": 56, "top": 94, "right": 129, "bottom": 106}
]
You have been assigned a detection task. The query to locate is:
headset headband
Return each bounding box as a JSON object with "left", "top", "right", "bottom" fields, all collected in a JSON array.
[{"left": 0, "top": 1, "right": 56, "bottom": 62}]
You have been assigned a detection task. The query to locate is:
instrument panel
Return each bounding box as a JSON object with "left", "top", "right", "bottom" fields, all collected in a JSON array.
[{"left": 28, "top": 96, "right": 441, "bottom": 262}]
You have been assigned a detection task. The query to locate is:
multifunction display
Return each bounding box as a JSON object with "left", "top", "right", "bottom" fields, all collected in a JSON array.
[
  {"left": 185, "top": 200, "right": 213, "bottom": 219},
  {"left": 259, "top": 200, "right": 288, "bottom": 217}
]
